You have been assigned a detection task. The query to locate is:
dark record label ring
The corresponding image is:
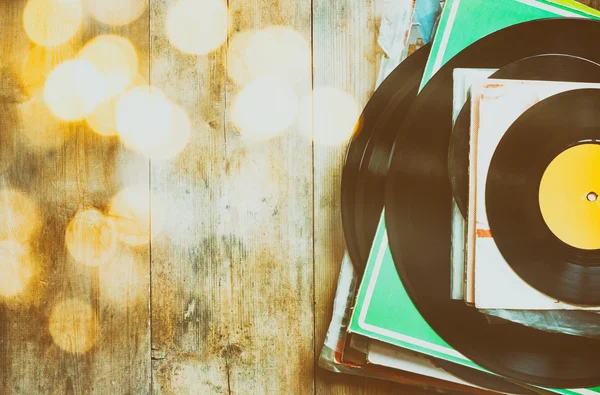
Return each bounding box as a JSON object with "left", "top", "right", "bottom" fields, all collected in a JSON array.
[{"left": 486, "top": 88, "right": 600, "bottom": 306}]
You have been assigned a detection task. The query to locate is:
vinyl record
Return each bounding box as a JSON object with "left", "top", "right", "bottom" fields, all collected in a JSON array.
[
  {"left": 342, "top": 44, "right": 532, "bottom": 393},
  {"left": 448, "top": 54, "right": 600, "bottom": 218},
  {"left": 341, "top": 44, "right": 431, "bottom": 272},
  {"left": 486, "top": 89, "right": 600, "bottom": 306},
  {"left": 352, "top": 46, "right": 432, "bottom": 266},
  {"left": 385, "top": 18, "right": 600, "bottom": 388}
]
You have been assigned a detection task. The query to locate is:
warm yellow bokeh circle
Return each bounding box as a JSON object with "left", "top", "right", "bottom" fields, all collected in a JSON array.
[
  {"left": 43, "top": 60, "right": 107, "bottom": 121},
  {"left": 23, "top": 0, "right": 83, "bottom": 47},
  {"left": 77, "top": 35, "right": 138, "bottom": 99},
  {"left": 232, "top": 78, "right": 297, "bottom": 140},
  {"left": 0, "top": 189, "right": 41, "bottom": 242},
  {"left": 48, "top": 299, "right": 98, "bottom": 354},
  {"left": 166, "top": 0, "right": 228, "bottom": 55},
  {"left": 65, "top": 208, "right": 118, "bottom": 267},
  {"left": 85, "top": 0, "right": 147, "bottom": 26},
  {"left": 109, "top": 185, "right": 152, "bottom": 246},
  {"left": 115, "top": 86, "right": 191, "bottom": 159},
  {"left": 0, "top": 240, "right": 35, "bottom": 298},
  {"left": 298, "top": 87, "right": 360, "bottom": 146}
]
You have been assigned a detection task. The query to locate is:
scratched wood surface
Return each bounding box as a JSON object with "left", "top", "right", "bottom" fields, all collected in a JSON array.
[
  {"left": 311, "top": 0, "right": 413, "bottom": 394},
  {"left": 0, "top": 0, "right": 151, "bottom": 394},
  {"left": 5, "top": 0, "right": 600, "bottom": 394},
  {"left": 150, "top": 0, "right": 316, "bottom": 392}
]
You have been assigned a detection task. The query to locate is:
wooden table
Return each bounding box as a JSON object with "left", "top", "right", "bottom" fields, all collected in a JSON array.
[{"left": 1, "top": 0, "right": 599, "bottom": 394}]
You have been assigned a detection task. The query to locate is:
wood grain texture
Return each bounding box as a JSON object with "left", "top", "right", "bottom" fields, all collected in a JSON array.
[
  {"left": 0, "top": 1, "right": 151, "bottom": 394},
  {"left": 584, "top": 0, "right": 600, "bottom": 9},
  {"left": 149, "top": 0, "right": 231, "bottom": 393},
  {"left": 150, "top": 0, "right": 314, "bottom": 393},
  {"left": 311, "top": 0, "right": 422, "bottom": 393}
]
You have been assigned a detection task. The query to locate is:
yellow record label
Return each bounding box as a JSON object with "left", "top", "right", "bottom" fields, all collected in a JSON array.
[{"left": 539, "top": 143, "right": 600, "bottom": 250}]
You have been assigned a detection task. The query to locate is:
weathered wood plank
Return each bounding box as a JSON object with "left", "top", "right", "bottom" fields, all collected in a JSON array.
[
  {"left": 584, "top": 0, "right": 600, "bottom": 11},
  {"left": 0, "top": 1, "right": 151, "bottom": 394},
  {"left": 223, "top": 1, "right": 314, "bottom": 392},
  {"left": 150, "top": 0, "right": 314, "bottom": 392},
  {"left": 312, "top": 0, "right": 433, "bottom": 393},
  {"left": 150, "top": 0, "right": 314, "bottom": 393},
  {"left": 148, "top": 0, "right": 231, "bottom": 393}
]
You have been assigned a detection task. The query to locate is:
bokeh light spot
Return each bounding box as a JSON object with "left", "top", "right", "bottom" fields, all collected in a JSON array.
[
  {"left": 0, "top": 241, "right": 35, "bottom": 298},
  {"left": 99, "top": 249, "right": 143, "bottom": 304},
  {"left": 23, "top": 0, "right": 83, "bottom": 47},
  {"left": 77, "top": 35, "right": 138, "bottom": 99},
  {"left": 85, "top": 74, "right": 146, "bottom": 137},
  {"left": 109, "top": 185, "right": 151, "bottom": 246},
  {"left": 0, "top": 189, "right": 41, "bottom": 243},
  {"left": 65, "top": 208, "right": 118, "bottom": 267},
  {"left": 232, "top": 78, "right": 297, "bottom": 140},
  {"left": 115, "top": 86, "right": 171, "bottom": 153},
  {"left": 166, "top": 0, "right": 228, "bottom": 55},
  {"left": 227, "top": 30, "right": 256, "bottom": 87},
  {"left": 151, "top": 104, "right": 191, "bottom": 160},
  {"left": 85, "top": 0, "right": 147, "bottom": 26},
  {"left": 49, "top": 299, "right": 98, "bottom": 354},
  {"left": 229, "top": 26, "right": 310, "bottom": 86},
  {"left": 20, "top": 44, "right": 76, "bottom": 96},
  {"left": 115, "top": 86, "right": 190, "bottom": 159},
  {"left": 19, "top": 94, "right": 71, "bottom": 149},
  {"left": 298, "top": 87, "right": 360, "bottom": 146},
  {"left": 44, "top": 60, "right": 107, "bottom": 121}
]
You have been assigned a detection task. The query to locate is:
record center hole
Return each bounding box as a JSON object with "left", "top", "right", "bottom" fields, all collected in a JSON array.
[{"left": 587, "top": 192, "right": 598, "bottom": 202}]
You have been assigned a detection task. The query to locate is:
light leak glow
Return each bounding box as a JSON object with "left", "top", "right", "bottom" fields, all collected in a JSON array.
[
  {"left": 115, "top": 86, "right": 191, "bottom": 159},
  {"left": 23, "top": 0, "right": 83, "bottom": 47},
  {"left": 0, "top": 189, "right": 41, "bottom": 243},
  {"left": 85, "top": 74, "right": 146, "bottom": 137},
  {"left": 0, "top": 241, "right": 35, "bottom": 298},
  {"left": 65, "top": 208, "right": 118, "bottom": 267},
  {"left": 85, "top": 0, "right": 147, "bottom": 26},
  {"left": 232, "top": 77, "right": 297, "bottom": 140},
  {"left": 229, "top": 26, "right": 311, "bottom": 86},
  {"left": 49, "top": 299, "right": 98, "bottom": 354},
  {"left": 77, "top": 35, "right": 138, "bottom": 99},
  {"left": 20, "top": 44, "right": 76, "bottom": 96},
  {"left": 44, "top": 60, "right": 107, "bottom": 121},
  {"left": 108, "top": 185, "right": 152, "bottom": 246},
  {"left": 166, "top": 0, "right": 228, "bottom": 55},
  {"left": 18, "top": 94, "right": 71, "bottom": 149},
  {"left": 298, "top": 87, "right": 360, "bottom": 146},
  {"left": 99, "top": 249, "right": 143, "bottom": 304}
]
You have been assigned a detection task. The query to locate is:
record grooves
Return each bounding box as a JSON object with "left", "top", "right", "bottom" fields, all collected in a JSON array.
[
  {"left": 352, "top": 45, "right": 432, "bottom": 266},
  {"left": 341, "top": 44, "right": 532, "bottom": 392},
  {"left": 341, "top": 44, "right": 431, "bottom": 272},
  {"left": 486, "top": 89, "right": 600, "bottom": 306},
  {"left": 448, "top": 54, "right": 600, "bottom": 217},
  {"left": 385, "top": 18, "right": 600, "bottom": 388}
]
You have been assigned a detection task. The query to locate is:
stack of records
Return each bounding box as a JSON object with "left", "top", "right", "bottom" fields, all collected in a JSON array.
[{"left": 320, "top": 0, "right": 600, "bottom": 393}]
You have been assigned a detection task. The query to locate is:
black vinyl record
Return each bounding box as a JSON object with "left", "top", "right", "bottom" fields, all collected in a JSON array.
[
  {"left": 448, "top": 54, "right": 600, "bottom": 218},
  {"left": 352, "top": 47, "right": 432, "bottom": 265},
  {"left": 341, "top": 44, "right": 431, "bottom": 273},
  {"left": 385, "top": 18, "right": 600, "bottom": 388},
  {"left": 486, "top": 89, "right": 600, "bottom": 306},
  {"left": 341, "top": 44, "right": 532, "bottom": 393}
]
